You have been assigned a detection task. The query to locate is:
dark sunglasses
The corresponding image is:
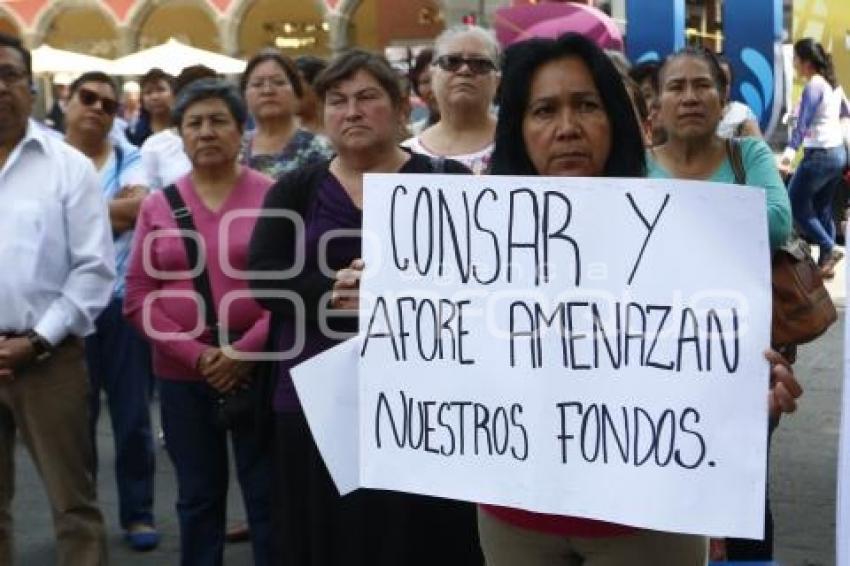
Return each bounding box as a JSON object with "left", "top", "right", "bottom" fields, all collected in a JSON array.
[
  {"left": 433, "top": 54, "right": 496, "bottom": 75},
  {"left": 0, "top": 65, "right": 27, "bottom": 85},
  {"left": 77, "top": 88, "right": 119, "bottom": 116}
]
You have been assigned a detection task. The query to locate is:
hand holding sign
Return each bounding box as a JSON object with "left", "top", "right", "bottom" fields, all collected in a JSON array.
[
  {"left": 332, "top": 258, "right": 364, "bottom": 311},
  {"left": 765, "top": 349, "right": 802, "bottom": 421}
]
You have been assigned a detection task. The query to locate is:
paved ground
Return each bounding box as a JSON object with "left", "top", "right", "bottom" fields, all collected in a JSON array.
[
  {"left": 12, "top": 407, "right": 253, "bottom": 565},
  {"left": 9, "top": 253, "right": 848, "bottom": 565}
]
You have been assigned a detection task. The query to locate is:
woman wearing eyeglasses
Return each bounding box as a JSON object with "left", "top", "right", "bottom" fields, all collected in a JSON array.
[
  {"left": 402, "top": 25, "right": 501, "bottom": 175},
  {"left": 241, "top": 50, "right": 331, "bottom": 180}
]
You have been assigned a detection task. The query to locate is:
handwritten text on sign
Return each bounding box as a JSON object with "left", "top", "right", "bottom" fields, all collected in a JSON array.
[{"left": 356, "top": 174, "right": 771, "bottom": 538}]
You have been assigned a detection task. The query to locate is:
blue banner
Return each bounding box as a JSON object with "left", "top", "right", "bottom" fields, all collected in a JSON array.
[
  {"left": 722, "top": 0, "right": 784, "bottom": 134},
  {"left": 625, "top": 0, "right": 685, "bottom": 64}
]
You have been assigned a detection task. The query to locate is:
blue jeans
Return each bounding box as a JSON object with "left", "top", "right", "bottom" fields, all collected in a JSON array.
[
  {"left": 160, "top": 379, "right": 272, "bottom": 566},
  {"left": 85, "top": 297, "right": 155, "bottom": 529},
  {"left": 788, "top": 146, "right": 848, "bottom": 254}
]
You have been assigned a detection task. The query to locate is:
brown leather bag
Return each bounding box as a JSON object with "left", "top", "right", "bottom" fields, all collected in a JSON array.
[
  {"left": 726, "top": 138, "right": 838, "bottom": 348},
  {"left": 770, "top": 238, "right": 837, "bottom": 347}
]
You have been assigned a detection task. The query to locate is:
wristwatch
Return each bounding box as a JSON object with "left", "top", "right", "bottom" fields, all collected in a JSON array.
[{"left": 26, "top": 331, "right": 54, "bottom": 362}]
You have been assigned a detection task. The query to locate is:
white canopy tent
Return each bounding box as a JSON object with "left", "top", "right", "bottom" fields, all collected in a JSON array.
[
  {"left": 31, "top": 45, "right": 115, "bottom": 75},
  {"left": 110, "top": 38, "right": 246, "bottom": 76}
]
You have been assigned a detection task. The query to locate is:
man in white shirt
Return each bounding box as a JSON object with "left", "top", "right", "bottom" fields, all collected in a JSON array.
[
  {"left": 0, "top": 34, "right": 114, "bottom": 565},
  {"left": 63, "top": 71, "right": 160, "bottom": 552}
]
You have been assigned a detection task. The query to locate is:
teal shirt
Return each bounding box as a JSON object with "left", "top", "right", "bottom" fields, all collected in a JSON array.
[{"left": 647, "top": 137, "right": 792, "bottom": 250}]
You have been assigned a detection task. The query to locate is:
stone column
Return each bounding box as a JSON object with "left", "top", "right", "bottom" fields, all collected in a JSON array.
[
  {"left": 327, "top": 11, "right": 352, "bottom": 53},
  {"left": 116, "top": 25, "right": 137, "bottom": 56},
  {"left": 20, "top": 31, "right": 38, "bottom": 51},
  {"left": 219, "top": 16, "right": 239, "bottom": 56}
]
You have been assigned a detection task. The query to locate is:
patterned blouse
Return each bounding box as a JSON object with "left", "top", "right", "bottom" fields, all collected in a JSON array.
[{"left": 240, "top": 128, "right": 332, "bottom": 180}]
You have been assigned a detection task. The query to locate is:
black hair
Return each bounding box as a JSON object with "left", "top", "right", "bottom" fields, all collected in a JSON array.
[
  {"left": 173, "top": 65, "right": 218, "bottom": 98},
  {"left": 140, "top": 68, "right": 174, "bottom": 92},
  {"left": 172, "top": 77, "right": 247, "bottom": 132},
  {"left": 794, "top": 38, "right": 837, "bottom": 88},
  {"left": 628, "top": 61, "right": 661, "bottom": 95},
  {"left": 491, "top": 32, "right": 646, "bottom": 178},
  {"left": 624, "top": 75, "right": 649, "bottom": 123},
  {"left": 409, "top": 48, "right": 434, "bottom": 96},
  {"left": 314, "top": 49, "right": 403, "bottom": 109},
  {"left": 69, "top": 71, "right": 118, "bottom": 99},
  {"left": 0, "top": 32, "right": 31, "bottom": 77},
  {"left": 716, "top": 54, "right": 732, "bottom": 90},
  {"left": 659, "top": 46, "right": 726, "bottom": 99},
  {"left": 241, "top": 49, "right": 303, "bottom": 98},
  {"left": 295, "top": 55, "right": 327, "bottom": 86}
]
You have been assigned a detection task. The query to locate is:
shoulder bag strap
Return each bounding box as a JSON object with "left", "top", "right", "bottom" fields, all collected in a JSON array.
[
  {"left": 430, "top": 156, "right": 446, "bottom": 173},
  {"left": 725, "top": 137, "right": 746, "bottom": 185},
  {"left": 162, "top": 184, "right": 220, "bottom": 346}
]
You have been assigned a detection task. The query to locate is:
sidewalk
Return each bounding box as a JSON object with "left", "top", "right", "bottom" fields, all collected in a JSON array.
[{"left": 12, "top": 402, "right": 254, "bottom": 565}]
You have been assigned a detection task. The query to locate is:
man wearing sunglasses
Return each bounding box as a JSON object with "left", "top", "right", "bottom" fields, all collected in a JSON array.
[
  {"left": 63, "top": 71, "right": 160, "bottom": 552},
  {"left": 0, "top": 34, "right": 114, "bottom": 565}
]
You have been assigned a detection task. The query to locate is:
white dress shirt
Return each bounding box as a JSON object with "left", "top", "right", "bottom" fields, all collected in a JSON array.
[
  {"left": 0, "top": 119, "right": 115, "bottom": 345},
  {"left": 139, "top": 128, "right": 192, "bottom": 190}
]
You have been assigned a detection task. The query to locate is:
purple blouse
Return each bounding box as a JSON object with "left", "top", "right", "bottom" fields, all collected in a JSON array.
[{"left": 273, "top": 172, "right": 361, "bottom": 412}]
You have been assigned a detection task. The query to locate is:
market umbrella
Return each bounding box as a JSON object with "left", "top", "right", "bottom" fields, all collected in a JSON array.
[
  {"left": 110, "top": 38, "right": 246, "bottom": 76},
  {"left": 31, "top": 45, "right": 115, "bottom": 75},
  {"left": 493, "top": 2, "right": 622, "bottom": 50}
]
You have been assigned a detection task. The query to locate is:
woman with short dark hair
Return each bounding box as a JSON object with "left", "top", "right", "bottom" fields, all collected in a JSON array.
[
  {"left": 139, "top": 65, "right": 217, "bottom": 189},
  {"left": 125, "top": 78, "right": 274, "bottom": 566},
  {"left": 295, "top": 55, "right": 328, "bottom": 135},
  {"left": 240, "top": 50, "right": 331, "bottom": 180},
  {"left": 128, "top": 68, "right": 175, "bottom": 146},
  {"left": 408, "top": 48, "right": 440, "bottom": 134},
  {"left": 248, "top": 49, "right": 481, "bottom": 566}
]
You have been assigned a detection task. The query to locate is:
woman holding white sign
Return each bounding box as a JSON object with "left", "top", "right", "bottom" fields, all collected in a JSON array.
[
  {"left": 474, "top": 33, "right": 802, "bottom": 566},
  {"left": 247, "top": 50, "right": 482, "bottom": 566}
]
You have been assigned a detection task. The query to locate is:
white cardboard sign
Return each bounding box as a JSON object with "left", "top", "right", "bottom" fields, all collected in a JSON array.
[
  {"left": 838, "top": 224, "right": 849, "bottom": 566},
  {"left": 296, "top": 174, "right": 772, "bottom": 539}
]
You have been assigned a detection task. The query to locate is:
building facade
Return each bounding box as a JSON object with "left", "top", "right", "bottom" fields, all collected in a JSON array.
[{"left": 0, "top": 0, "right": 454, "bottom": 58}]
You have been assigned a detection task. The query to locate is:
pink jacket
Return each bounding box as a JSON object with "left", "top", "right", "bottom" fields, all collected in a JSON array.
[{"left": 124, "top": 167, "right": 273, "bottom": 380}]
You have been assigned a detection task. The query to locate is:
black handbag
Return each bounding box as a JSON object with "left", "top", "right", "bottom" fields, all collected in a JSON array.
[{"left": 163, "top": 185, "right": 258, "bottom": 430}]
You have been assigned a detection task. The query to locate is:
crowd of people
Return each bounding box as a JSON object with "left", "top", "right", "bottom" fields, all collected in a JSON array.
[{"left": 0, "top": 21, "right": 843, "bottom": 565}]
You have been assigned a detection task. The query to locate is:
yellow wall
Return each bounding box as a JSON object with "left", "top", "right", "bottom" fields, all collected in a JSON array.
[
  {"left": 351, "top": 0, "right": 380, "bottom": 51},
  {"left": 238, "top": 0, "right": 329, "bottom": 58},
  {"left": 0, "top": 13, "right": 19, "bottom": 37},
  {"left": 138, "top": 4, "right": 219, "bottom": 51},
  {"left": 793, "top": 0, "right": 850, "bottom": 95},
  {"left": 44, "top": 7, "right": 119, "bottom": 57}
]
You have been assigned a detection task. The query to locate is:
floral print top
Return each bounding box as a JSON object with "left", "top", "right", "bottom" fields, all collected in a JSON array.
[{"left": 240, "top": 128, "right": 332, "bottom": 180}]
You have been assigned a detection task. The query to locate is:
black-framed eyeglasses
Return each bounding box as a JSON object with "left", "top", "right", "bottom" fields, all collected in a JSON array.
[
  {"left": 77, "top": 88, "right": 119, "bottom": 116},
  {"left": 0, "top": 65, "right": 27, "bottom": 85},
  {"left": 433, "top": 54, "right": 496, "bottom": 75}
]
